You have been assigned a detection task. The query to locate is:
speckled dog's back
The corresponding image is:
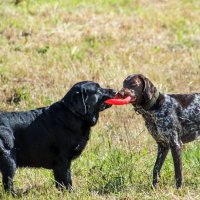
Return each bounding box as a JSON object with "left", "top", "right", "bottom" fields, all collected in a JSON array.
[{"left": 143, "top": 93, "right": 200, "bottom": 146}]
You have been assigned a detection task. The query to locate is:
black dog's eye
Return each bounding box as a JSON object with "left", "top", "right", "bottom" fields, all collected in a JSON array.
[{"left": 96, "top": 88, "right": 102, "bottom": 95}]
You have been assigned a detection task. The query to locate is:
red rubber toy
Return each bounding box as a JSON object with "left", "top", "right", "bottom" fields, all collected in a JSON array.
[{"left": 105, "top": 96, "right": 132, "bottom": 105}]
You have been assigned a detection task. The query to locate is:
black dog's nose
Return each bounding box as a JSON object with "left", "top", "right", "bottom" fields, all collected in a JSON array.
[
  {"left": 109, "top": 89, "right": 116, "bottom": 97},
  {"left": 101, "top": 88, "right": 116, "bottom": 98}
]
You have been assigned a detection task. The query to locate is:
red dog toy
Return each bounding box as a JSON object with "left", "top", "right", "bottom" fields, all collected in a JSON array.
[{"left": 105, "top": 96, "right": 132, "bottom": 105}]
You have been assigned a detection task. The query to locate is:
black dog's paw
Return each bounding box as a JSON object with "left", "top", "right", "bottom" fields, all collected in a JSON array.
[
  {"left": 66, "top": 185, "right": 73, "bottom": 193},
  {"left": 55, "top": 182, "right": 73, "bottom": 193},
  {"left": 5, "top": 189, "right": 18, "bottom": 197},
  {"left": 152, "top": 181, "right": 158, "bottom": 190},
  {"left": 176, "top": 183, "right": 182, "bottom": 190}
]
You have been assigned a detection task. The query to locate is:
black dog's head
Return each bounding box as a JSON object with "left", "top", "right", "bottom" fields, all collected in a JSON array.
[{"left": 63, "top": 81, "right": 115, "bottom": 126}]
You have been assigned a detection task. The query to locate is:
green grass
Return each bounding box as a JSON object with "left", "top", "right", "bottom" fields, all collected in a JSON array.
[{"left": 0, "top": 0, "right": 200, "bottom": 199}]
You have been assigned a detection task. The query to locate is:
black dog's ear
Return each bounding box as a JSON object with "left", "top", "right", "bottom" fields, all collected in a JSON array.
[
  {"left": 63, "top": 86, "right": 88, "bottom": 116},
  {"left": 72, "top": 88, "right": 88, "bottom": 115}
]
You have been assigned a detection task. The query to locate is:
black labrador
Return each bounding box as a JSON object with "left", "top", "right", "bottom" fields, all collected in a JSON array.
[{"left": 0, "top": 81, "right": 115, "bottom": 193}]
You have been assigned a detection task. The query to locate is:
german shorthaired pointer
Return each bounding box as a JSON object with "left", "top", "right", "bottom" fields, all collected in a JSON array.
[{"left": 118, "top": 74, "right": 200, "bottom": 189}]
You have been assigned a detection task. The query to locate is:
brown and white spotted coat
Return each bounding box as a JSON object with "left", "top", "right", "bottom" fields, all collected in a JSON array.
[{"left": 118, "top": 74, "right": 200, "bottom": 189}]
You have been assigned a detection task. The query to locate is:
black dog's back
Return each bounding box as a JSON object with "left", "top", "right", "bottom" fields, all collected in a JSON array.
[
  {"left": 7, "top": 102, "right": 86, "bottom": 169},
  {"left": 0, "top": 103, "right": 87, "bottom": 166},
  {"left": 0, "top": 110, "right": 41, "bottom": 153}
]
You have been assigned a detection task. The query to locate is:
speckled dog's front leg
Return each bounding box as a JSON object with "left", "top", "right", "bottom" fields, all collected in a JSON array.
[
  {"left": 170, "top": 141, "right": 182, "bottom": 189},
  {"left": 152, "top": 143, "right": 169, "bottom": 188}
]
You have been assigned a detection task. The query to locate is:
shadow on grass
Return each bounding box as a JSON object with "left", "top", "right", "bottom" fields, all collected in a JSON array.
[{"left": 0, "top": 184, "right": 54, "bottom": 199}]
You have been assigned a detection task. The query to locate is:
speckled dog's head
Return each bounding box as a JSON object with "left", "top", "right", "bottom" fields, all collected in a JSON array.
[{"left": 117, "top": 74, "right": 158, "bottom": 108}]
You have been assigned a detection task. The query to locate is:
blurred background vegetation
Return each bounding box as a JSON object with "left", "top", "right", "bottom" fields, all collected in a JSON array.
[{"left": 0, "top": 0, "right": 200, "bottom": 199}]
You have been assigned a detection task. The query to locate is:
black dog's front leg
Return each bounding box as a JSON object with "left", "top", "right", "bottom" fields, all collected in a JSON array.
[
  {"left": 153, "top": 143, "right": 169, "bottom": 188},
  {"left": 170, "top": 142, "right": 182, "bottom": 189},
  {"left": 53, "top": 160, "right": 72, "bottom": 191}
]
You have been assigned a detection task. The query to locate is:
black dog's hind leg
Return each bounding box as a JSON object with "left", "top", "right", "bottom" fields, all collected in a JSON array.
[
  {"left": 53, "top": 160, "right": 72, "bottom": 191},
  {"left": 170, "top": 141, "right": 182, "bottom": 189},
  {"left": 153, "top": 143, "right": 169, "bottom": 188},
  {"left": 0, "top": 151, "right": 17, "bottom": 194}
]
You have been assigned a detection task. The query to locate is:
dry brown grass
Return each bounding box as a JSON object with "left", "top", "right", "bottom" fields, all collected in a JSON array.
[{"left": 0, "top": 0, "right": 200, "bottom": 199}]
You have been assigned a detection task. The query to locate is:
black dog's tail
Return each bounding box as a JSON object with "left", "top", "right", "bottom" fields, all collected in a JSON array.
[
  {"left": 0, "top": 139, "right": 7, "bottom": 155},
  {"left": 0, "top": 140, "right": 4, "bottom": 154}
]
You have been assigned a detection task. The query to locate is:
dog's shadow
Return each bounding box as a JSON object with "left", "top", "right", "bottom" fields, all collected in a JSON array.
[{"left": 0, "top": 184, "right": 58, "bottom": 198}]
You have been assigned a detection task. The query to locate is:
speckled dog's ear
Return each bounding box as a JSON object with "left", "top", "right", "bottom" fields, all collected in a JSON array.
[{"left": 138, "top": 74, "right": 157, "bottom": 102}]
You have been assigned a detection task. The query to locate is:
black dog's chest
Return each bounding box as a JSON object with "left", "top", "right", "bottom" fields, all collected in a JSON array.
[{"left": 70, "top": 137, "right": 89, "bottom": 159}]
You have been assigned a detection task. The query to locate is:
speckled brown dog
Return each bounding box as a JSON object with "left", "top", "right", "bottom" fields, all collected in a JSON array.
[{"left": 118, "top": 74, "right": 200, "bottom": 189}]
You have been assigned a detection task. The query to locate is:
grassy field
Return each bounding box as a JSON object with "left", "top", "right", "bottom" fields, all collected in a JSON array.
[{"left": 0, "top": 0, "right": 200, "bottom": 199}]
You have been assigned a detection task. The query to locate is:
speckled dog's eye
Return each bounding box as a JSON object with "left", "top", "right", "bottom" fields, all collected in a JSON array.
[
  {"left": 132, "top": 84, "right": 137, "bottom": 87},
  {"left": 130, "top": 89, "right": 134, "bottom": 92}
]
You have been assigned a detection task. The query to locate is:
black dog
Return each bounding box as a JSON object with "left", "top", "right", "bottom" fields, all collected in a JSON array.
[{"left": 0, "top": 81, "right": 115, "bottom": 193}]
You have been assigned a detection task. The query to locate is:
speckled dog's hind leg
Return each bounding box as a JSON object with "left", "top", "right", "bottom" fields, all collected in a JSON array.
[{"left": 170, "top": 141, "right": 182, "bottom": 189}]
